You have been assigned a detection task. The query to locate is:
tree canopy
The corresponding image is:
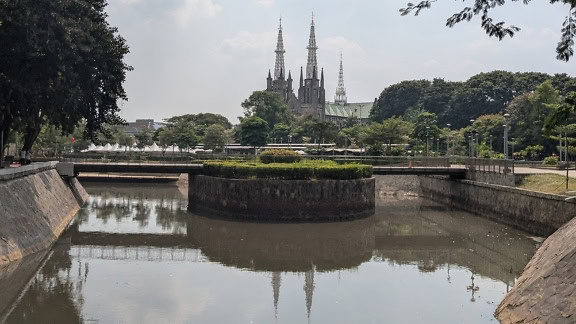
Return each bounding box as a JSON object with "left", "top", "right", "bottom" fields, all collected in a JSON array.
[
  {"left": 0, "top": 0, "right": 132, "bottom": 151},
  {"left": 400, "top": 0, "right": 576, "bottom": 61},
  {"left": 241, "top": 91, "right": 292, "bottom": 130}
]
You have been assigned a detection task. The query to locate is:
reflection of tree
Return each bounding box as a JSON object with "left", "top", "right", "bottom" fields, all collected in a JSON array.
[
  {"left": 155, "top": 198, "right": 187, "bottom": 234},
  {"left": 4, "top": 247, "right": 85, "bottom": 323},
  {"left": 132, "top": 198, "right": 151, "bottom": 227}
]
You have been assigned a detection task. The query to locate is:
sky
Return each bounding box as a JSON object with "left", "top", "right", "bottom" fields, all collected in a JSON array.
[{"left": 106, "top": 0, "right": 576, "bottom": 124}]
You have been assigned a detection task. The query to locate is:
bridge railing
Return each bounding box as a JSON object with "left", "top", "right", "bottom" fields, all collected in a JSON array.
[{"left": 463, "top": 158, "right": 515, "bottom": 174}]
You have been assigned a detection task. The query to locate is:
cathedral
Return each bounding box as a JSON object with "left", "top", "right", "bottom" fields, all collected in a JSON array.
[{"left": 265, "top": 17, "right": 371, "bottom": 126}]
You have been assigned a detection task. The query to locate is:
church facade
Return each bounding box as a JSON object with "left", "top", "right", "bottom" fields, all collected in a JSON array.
[{"left": 265, "top": 17, "right": 370, "bottom": 126}]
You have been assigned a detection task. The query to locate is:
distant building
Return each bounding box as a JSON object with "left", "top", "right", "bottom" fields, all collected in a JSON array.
[
  {"left": 265, "top": 17, "right": 371, "bottom": 127},
  {"left": 123, "top": 119, "right": 165, "bottom": 135}
]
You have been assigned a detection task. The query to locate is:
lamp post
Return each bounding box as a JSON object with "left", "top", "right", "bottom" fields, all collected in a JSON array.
[
  {"left": 426, "top": 126, "right": 430, "bottom": 156},
  {"left": 446, "top": 124, "right": 452, "bottom": 156},
  {"left": 288, "top": 135, "right": 292, "bottom": 149},
  {"left": 470, "top": 119, "right": 475, "bottom": 158},
  {"left": 503, "top": 113, "right": 510, "bottom": 159}
]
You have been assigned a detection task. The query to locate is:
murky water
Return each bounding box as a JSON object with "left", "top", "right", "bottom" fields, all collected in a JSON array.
[{"left": 0, "top": 183, "right": 540, "bottom": 324}]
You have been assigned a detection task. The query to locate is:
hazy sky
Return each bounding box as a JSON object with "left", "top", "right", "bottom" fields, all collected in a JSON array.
[{"left": 106, "top": 0, "right": 576, "bottom": 124}]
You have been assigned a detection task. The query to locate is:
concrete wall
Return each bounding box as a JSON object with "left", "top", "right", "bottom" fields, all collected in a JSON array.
[
  {"left": 188, "top": 175, "right": 375, "bottom": 221},
  {"left": 0, "top": 163, "right": 88, "bottom": 265},
  {"left": 465, "top": 171, "right": 516, "bottom": 187},
  {"left": 419, "top": 176, "right": 575, "bottom": 236}
]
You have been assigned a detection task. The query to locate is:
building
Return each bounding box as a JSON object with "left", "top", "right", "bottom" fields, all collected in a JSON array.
[
  {"left": 265, "top": 17, "right": 371, "bottom": 127},
  {"left": 123, "top": 119, "right": 165, "bottom": 135},
  {"left": 266, "top": 16, "right": 325, "bottom": 121}
]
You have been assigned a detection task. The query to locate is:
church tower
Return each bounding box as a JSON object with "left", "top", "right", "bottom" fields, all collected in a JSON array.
[
  {"left": 297, "top": 14, "right": 325, "bottom": 120},
  {"left": 334, "top": 53, "right": 347, "bottom": 105},
  {"left": 266, "top": 19, "right": 298, "bottom": 111}
]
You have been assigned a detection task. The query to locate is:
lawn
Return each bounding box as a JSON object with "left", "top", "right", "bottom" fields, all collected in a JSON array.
[{"left": 517, "top": 174, "right": 576, "bottom": 195}]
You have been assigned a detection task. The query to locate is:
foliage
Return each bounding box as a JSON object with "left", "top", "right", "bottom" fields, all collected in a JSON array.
[
  {"left": 239, "top": 116, "right": 268, "bottom": 147},
  {"left": 520, "top": 145, "right": 545, "bottom": 160},
  {"left": 259, "top": 149, "right": 302, "bottom": 164},
  {"left": 361, "top": 118, "right": 413, "bottom": 154},
  {"left": 0, "top": 0, "right": 132, "bottom": 151},
  {"left": 400, "top": 0, "right": 576, "bottom": 61},
  {"left": 270, "top": 123, "right": 291, "bottom": 143},
  {"left": 241, "top": 91, "right": 292, "bottom": 130},
  {"left": 135, "top": 128, "right": 154, "bottom": 150},
  {"left": 203, "top": 124, "right": 229, "bottom": 153},
  {"left": 370, "top": 71, "right": 575, "bottom": 128},
  {"left": 203, "top": 160, "right": 373, "bottom": 180},
  {"left": 158, "top": 128, "right": 177, "bottom": 152},
  {"left": 164, "top": 113, "right": 231, "bottom": 137},
  {"left": 412, "top": 112, "right": 440, "bottom": 143}
]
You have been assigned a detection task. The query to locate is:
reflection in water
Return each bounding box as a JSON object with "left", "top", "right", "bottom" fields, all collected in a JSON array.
[{"left": 0, "top": 183, "right": 540, "bottom": 324}]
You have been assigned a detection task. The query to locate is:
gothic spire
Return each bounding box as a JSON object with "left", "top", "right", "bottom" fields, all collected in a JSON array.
[
  {"left": 272, "top": 272, "right": 281, "bottom": 320},
  {"left": 274, "top": 17, "right": 286, "bottom": 80},
  {"left": 320, "top": 68, "right": 324, "bottom": 88},
  {"left": 335, "top": 52, "right": 347, "bottom": 105},
  {"left": 304, "top": 269, "right": 315, "bottom": 321},
  {"left": 299, "top": 66, "right": 304, "bottom": 87},
  {"left": 305, "top": 14, "right": 318, "bottom": 79}
]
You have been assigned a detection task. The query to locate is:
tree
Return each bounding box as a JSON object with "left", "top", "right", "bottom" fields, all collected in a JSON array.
[
  {"left": 309, "top": 121, "right": 339, "bottom": 148},
  {"left": 412, "top": 112, "right": 441, "bottom": 143},
  {"left": 361, "top": 118, "right": 413, "bottom": 154},
  {"left": 239, "top": 116, "right": 268, "bottom": 149},
  {"left": 370, "top": 80, "right": 430, "bottom": 122},
  {"left": 173, "top": 126, "right": 199, "bottom": 152},
  {"left": 135, "top": 128, "right": 154, "bottom": 150},
  {"left": 270, "top": 123, "right": 291, "bottom": 143},
  {"left": 470, "top": 114, "right": 505, "bottom": 152},
  {"left": 203, "top": 124, "right": 228, "bottom": 153},
  {"left": 241, "top": 91, "right": 292, "bottom": 130},
  {"left": 158, "top": 128, "right": 177, "bottom": 154},
  {"left": 0, "top": 0, "right": 132, "bottom": 154},
  {"left": 165, "top": 113, "right": 231, "bottom": 137},
  {"left": 400, "top": 0, "right": 576, "bottom": 61}
]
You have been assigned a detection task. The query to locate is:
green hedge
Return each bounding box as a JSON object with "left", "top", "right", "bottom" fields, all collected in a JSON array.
[
  {"left": 259, "top": 149, "right": 302, "bottom": 164},
  {"left": 203, "top": 161, "right": 372, "bottom": 180}
]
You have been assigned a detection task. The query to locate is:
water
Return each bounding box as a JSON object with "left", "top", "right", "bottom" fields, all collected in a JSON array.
[{"left": 0, "top": 183, "right": 539, "bottom": 324}]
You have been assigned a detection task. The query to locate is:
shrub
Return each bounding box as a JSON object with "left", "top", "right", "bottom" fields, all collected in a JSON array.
[
  {"left": 259, "top": 149, "right": 302, "bottom": 164},
  {"left": 543, "top": 156, "right": 559, "bottom": 166},
  {"left": 203, "top": 161, "right": 372, "bottom": 180}
]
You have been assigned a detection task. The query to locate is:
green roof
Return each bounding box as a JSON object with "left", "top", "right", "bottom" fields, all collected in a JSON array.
[{"left": 325, "top": 102, "right": 372, "bottom": 119}]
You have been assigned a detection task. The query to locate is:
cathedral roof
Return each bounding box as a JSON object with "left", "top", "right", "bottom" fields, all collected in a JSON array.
[{"left": 325, "top": 102, "right": 372, "bottom": 119}]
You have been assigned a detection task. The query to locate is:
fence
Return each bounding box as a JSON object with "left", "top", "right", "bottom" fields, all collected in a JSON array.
[{"left": 463, "top": 158, "right": 514, "bottom": 174}]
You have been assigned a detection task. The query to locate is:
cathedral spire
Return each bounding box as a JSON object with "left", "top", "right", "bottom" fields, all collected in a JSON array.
[
  {"left": 272, "top": 272, "right": 281, "bottom": 320},
  {"left": 274, "top": 17, "right": 286, "bottom": 80},
  {"left": 334, "top": 52, "right": 347, "bottom": 105},
  {"left": 305, "top": 13, "right": 318, "bottom": 79},
  {"left": 304, "top": 269, "right": 315, "bottom": 322}
]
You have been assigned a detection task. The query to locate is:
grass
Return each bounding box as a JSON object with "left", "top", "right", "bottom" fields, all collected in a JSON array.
[{"left": 517, "top": 174, "right": 576, "bottom": 195}]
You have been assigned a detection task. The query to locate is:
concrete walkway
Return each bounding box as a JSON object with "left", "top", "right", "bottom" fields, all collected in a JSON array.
[{"left": 513, "top": 166, "right": 576, "bottom": 178}]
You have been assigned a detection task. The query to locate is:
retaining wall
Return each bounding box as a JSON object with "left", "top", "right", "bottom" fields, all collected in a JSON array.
[
  {"left": 0, "top": 163, "right": 88, "bottom": 265},
  {"left": 188, "top": 175, "right": 375, "bottom": 221},
  {"left": 419, "top": 176, "right": 575, "bottom": 236}
]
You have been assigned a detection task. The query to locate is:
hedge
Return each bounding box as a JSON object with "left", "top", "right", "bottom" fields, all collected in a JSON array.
[
  {"left": 259, "top": 149, "right": 302, "bottom": 164},
  {"left": 203, "top": 161, "right": 372, "bottom": 180}
]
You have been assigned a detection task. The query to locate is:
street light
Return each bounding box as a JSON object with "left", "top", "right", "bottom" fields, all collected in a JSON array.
[
  {"left": 426, "top": 126, "right": 430, "bottom": 156},
  {"left": 446, "top": 124, "right": 452, "bottom": 156},
  {"left": 469, "top": 119, "right": 475, "bottom": 158},
  {"left": 288, "top": 135, "right": 292, "bottom": 149},
  {"left": 503, "top": 113, "right": 511, "bottom": 159}
]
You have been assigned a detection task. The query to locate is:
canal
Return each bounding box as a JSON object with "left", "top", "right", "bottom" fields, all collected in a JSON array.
[{"left": 0, "top": 182, "right": 540, "bottom": 323}]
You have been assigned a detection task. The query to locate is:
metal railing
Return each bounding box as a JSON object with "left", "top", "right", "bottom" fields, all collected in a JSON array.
[{"left": 463, "top": 158, "right": 514, "bottom": 174}]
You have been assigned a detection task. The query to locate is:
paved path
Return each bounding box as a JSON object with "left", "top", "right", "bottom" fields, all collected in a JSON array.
[{"left": 513, "top": 166, "right": 576, "bottom": 178}]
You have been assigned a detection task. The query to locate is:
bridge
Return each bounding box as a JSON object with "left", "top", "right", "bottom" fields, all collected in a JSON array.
[{"left": 68, "top": 162, "right": 467, "bottom": 177}]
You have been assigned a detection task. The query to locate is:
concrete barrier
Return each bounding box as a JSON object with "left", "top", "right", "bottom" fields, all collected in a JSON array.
[{"left": 0, "top": 164, "right": 87, "bottom": 265}]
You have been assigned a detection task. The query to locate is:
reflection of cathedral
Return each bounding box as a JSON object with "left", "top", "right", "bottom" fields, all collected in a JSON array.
[
  {"left": 271, "top": 269, "right": 316, "bottom": 321},
  {"left": 266, "top": 16, "right": 371, "bottom": 125}
]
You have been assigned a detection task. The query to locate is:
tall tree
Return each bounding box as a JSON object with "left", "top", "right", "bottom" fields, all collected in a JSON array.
[
  {"left": 241, "top": 91, "right": 292, "bottom": 130},
  {"left": 203, "top": 124, "right": 228, "bottom": 153},
  {"left": 0, "top": 0, "right": 131, "bottom": 153},
  {"left": 239, "top": 116, "right": 268, "bottom": 148},
  {"left": 400, "top": 0, "right": 576, "bottom": 61},
  {"left": 370, "top": 80, "right": 430, "bottom": 122}
]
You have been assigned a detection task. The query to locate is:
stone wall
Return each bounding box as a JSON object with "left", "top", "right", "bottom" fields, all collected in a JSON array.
[
  {"left": 465, "top": 171, "right": 516, "bottom": 187},
  {"left": 496, "top": 212, "right": 576, "bottom": 324},
  {"left": 0, "top": 164, "right": 87, "bottom": 265},
  {"left": 419, "top": 176, "right": 575, "bottom": 236},
  {"left": 188, "top": 175, "right": 375, "bottom": 221}
]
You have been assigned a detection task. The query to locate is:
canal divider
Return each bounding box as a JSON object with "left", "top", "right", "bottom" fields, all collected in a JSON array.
[{"left": 0, "top": 162, "right": 87, "bottom": 265}]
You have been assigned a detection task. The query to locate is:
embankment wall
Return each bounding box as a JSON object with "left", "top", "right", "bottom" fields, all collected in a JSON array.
[
  {"left": 0, "top": 162, "right": 87, "bottom": 265},
  {"left": 188, "top": 175, "right": 375, "bottom": 221}
]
